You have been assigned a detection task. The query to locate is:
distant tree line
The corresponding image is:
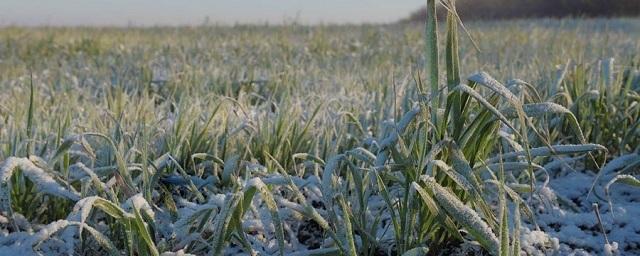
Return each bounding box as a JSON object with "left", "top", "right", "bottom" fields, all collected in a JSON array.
[{"left": 404, "top": 0, "right": 640, "bottom": 21}]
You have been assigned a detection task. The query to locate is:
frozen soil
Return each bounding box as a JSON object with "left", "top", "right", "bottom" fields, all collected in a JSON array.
[{"left": 521, "top": 159, "right": 640, "bottom": 255}]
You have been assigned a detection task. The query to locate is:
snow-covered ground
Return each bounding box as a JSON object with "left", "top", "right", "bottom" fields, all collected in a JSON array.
[{"left": 514, "top": 155, "right": 639, "bottom": 255}]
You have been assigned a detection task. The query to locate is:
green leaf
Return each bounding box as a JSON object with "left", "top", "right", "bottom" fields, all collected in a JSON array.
[
  {"left": 211, "top": 193, "right": 242, "bottom": 255},
  {"left": 402, "top": 246, "right": 429, "bottom": 256},
  {"left": 244, "top": 178, "right": 285, "bottom": 256}
]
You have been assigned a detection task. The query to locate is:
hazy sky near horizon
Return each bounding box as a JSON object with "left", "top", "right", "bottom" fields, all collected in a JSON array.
[{"left": 0, "top": 0, "right": 425, "bottom": 26}]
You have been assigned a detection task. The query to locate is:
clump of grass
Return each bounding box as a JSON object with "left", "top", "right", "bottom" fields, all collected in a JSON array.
[{"left": 0, "top": 3, "right": 638, "bottom": 255}]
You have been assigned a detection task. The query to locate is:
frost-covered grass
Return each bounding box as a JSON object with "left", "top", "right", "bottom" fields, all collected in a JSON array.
[{"left": 0, "top": 2, "right": 639, "bottom": 255}]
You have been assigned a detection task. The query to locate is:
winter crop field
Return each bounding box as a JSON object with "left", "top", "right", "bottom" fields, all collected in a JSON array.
[{"left": 0, "top": 7, "right": 639, "bottom": 256}]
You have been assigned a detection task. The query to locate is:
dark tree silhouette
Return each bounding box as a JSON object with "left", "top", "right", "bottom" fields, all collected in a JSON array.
[{"left": 404, "top": 0, "right": 640, "bottom": 22}]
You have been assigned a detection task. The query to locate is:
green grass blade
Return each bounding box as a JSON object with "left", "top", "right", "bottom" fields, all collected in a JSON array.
[
  {"left": 422, "top": 177, "right": 499, "bottom": 255},
  {"left": 244, "top": 178, "right": 285, "bottom": 256},
  {"left": 426, "top": 0, "right": 440, "bottom": 129},
  {"left": 211, "top": 193, "right": 242, "bottom": 255},
  {"left": 336, "top": 195, "right": 357, "bottom": 256}
]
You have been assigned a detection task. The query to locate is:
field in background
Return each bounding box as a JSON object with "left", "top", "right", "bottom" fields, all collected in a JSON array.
[{"left": 0, "top": 18, "right": 639, "bottom": 255}]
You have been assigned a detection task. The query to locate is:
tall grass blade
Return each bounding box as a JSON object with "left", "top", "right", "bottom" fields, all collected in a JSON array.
[{"left": 422, "top": 177, "right": 499, "bottom": 254}]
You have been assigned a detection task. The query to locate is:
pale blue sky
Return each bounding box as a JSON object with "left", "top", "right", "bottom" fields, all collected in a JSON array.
[{"left": 0, "top": 0, "right": 425, "bottom": 26}]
